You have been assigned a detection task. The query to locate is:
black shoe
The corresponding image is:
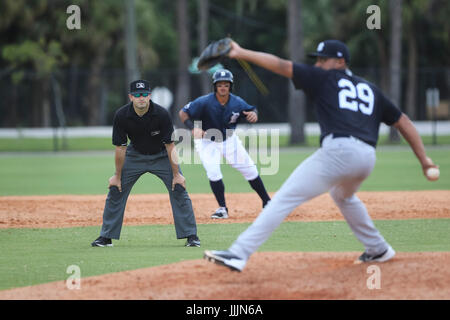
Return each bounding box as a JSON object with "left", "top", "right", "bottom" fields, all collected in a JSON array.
[
  {"left": 91, "top": 236, "right": 113, "bottom": 247},
  {"left": 185, "top": 235, "right": 201, "bottom": 247}
]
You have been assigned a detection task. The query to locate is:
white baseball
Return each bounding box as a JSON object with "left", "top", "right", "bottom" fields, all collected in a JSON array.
[{"left": 426, "top": 167, "right": 440, "bottom": 181}]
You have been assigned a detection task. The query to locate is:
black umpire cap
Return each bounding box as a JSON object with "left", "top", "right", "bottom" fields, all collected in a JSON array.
[
  {"left": 129, "top": 79, "right": 151, "bottom": 94},
  {"left": 308, "top": 40, "right": 350, "bottom": 64}
]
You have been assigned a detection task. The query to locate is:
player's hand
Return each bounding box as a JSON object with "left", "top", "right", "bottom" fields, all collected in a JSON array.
[
  {"left": 192, "top": 128, "right": 205, "bottom": 139},
  {"left": 108, "top": 174, "right": 122, "bottom": 192},
  {"left": 172, "top": 173, "right": 186, "bottom": 191},
  {"left": 421, "top": 156, "right": 437, "bottom": 170},
  {"left": 228, "top": 40, "right": 242, "bottom": 59},
  {"left": 421, "top": 156, "right": 439, "bottom": 180},
  {"left": 243, "top": 111, "right": 258, "bottom": 123}
]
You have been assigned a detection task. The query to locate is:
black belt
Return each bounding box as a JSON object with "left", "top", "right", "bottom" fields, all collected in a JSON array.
[{"left": 322, "top": 133, "right": 376, "bottom": 148}]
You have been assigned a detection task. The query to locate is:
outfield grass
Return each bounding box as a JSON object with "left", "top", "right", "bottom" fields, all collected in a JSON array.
[
  {"left": 1, "top": 134, "right": 450, "bottom": 152},
  {"left": 1, "top": 219, "right": 449, "bottom": 290},
  {"left": 0, "top": 148, "right": 449, "bottom": 195}
]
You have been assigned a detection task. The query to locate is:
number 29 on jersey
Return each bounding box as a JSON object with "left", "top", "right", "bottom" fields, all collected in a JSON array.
[{"left": 338, "top": 78, "right": 374, "bottom": 115}]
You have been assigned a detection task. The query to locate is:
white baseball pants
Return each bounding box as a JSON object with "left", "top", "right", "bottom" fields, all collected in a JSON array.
[{"left": 194, "top": 133, "right": 259, "bottom": 182}]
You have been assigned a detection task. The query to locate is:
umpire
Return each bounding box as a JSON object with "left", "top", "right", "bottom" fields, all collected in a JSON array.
[{"left": 91, "top": 80, "right": 200, "bottom": 247}]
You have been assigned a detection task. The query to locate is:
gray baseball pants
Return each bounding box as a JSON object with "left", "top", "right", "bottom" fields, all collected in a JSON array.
[
  {"left": 100, "top": 145, "right": 197, "bottom": 240},
  {"left": 229, "top": 134, "right": 391, "bottom": 260}
]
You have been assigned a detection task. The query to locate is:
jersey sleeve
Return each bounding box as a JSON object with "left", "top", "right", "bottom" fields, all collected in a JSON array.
[
  {"left": 378, "top": 92, "right": 402, "bottom": 125},
  {"left": 159, "top": 109, "right": 175, "bottom": 144},
  {"left": 112, "top": 111, "right": 128, "bottom": 146},
  {"left": 238, "top": 96, "right": 257, "bottom": 112},
  {"left": 292, "top": 63, "right": 327, "bottom": 96},
  {"left": 182, "top": 98, "right": 204, "bottom": 119}
]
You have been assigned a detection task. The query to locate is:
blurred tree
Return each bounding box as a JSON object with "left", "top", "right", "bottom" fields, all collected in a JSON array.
[
  {"left": 1, "top": 1, "right": 67, "bottom": 127},
  {"left": 135, "top": 0, "right": 177, "bottom": 70},
  {"left": 403, "top": 0, "right": 426, "bottom": 120},
  {"left": 0, "top": 0, "right": 449, "bottom": 128},
  {"left": 124, "top": 0, "right": 140, "bottom": 86},
  {"left": 388, "top": 0, "right": 403, "bottom": 142},
  {"left": 61, "top": 1, "right": 124, "bottom": 126},
  {"left": 197, "top": 0, "right": 210, "bottom": 95},
  {"left": 287, "top": 0, "right": 306, "bottom": 145},
  {"left": 174, "top": 0, "right": 191, "bottom": 127}
]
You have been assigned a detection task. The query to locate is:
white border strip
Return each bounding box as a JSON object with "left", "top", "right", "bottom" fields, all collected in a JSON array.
[{"left": 0, "top": 121, "right": 449, "bottom": 138}]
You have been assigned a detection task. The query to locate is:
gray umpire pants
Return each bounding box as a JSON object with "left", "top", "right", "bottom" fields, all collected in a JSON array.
[{"left": 100, "top": 145, "right": 198, "bottom": 240}]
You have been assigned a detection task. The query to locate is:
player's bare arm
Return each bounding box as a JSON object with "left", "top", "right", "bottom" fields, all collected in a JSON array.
[
  {"left": 179, "top": 108, "right": 189, "bottom": 123},
  {"left": 393, "top": 113, "right": 438, "bottom": 178},
  {"left": 179, "top": 109, "right": 205, "bottom": 139},
  {"left": 228, "top": 40, "right": 293, "bottom": 79},
  {"left": 109, "top": 145, "right": 127, "bottom": 192},
  {"left": 165, "top": 142, "right": 186, "bottom": 190}
]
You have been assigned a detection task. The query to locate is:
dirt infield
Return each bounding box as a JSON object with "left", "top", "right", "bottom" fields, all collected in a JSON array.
[
  {"left": 1, "top": 190, "right": 449, "bottom": 300},
  {"left": 1, "top": 190, "right": 450, "bottom": 228}
]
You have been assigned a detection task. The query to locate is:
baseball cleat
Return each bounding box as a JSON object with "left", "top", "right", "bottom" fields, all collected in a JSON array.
[
  {"left": 185, "top": 235, "right": 201, "bottom": 247},
  {"left": 91, "top": 236, "right": 113, "bottom": 247},
  {"left": 355, "top": 246, "right": 395, "bottom": 264},
  {"left": 211, "top": 207, "right": 229, "bottom": 219},
  {"left": 203, "top": 250, "right": 246, "bottom": 272}
]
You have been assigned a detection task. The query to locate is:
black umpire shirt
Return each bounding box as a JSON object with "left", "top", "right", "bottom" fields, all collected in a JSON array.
[{"left": 112, "top": 101, "right": 174, "bottom": 155}]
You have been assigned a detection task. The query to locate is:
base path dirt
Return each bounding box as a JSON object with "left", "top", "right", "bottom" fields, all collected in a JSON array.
[
  {"left": 1, "top": 190, "right": 449, "bottom": 229},
  {"left": 1, "top": 190, "right": 449, "bottom": 300}
]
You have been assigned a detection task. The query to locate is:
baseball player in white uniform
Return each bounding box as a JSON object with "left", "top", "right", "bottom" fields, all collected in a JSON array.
[{"left": 179, "top": 69, "right": 271, "bottom": 219}]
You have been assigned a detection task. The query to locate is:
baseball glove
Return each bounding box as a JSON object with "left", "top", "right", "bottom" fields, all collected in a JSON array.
[{"left": 197, "top": 37, "right": 232, "bottom": 70}]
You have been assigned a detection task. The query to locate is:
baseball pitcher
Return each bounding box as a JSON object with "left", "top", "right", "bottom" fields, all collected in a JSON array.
[{"left": 203, "top": 39, "right": 439, "bottom": 271}]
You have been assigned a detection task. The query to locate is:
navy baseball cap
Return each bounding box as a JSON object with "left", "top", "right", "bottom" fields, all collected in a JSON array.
[
  {"left": 308, "top": 40, "right": 350, "bottom": 63},
  {"left": 129, "top": 79, "right": 151, "bottom": 94}
]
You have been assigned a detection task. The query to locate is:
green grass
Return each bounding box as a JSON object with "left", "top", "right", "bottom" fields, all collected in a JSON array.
[
  {"left": 1, "top": 219, "right": 449, "bottom": 290},
  {"left": 1, "top": 140, "right": 448, "bottom": 291},
  {"left": 0, "top": 148, "right": 449, "bottom": 195},
  {"left": 0, "top": 137, "right": 113, "bottom": 152},
  {"left": 1, "top": 134, "right": 450, "bottom": 152}
]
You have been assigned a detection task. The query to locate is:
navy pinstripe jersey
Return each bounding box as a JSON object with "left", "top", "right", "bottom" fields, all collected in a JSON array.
[
  {"left": 182, "top": 93, "right": 256, "bottom": 140},
  {"left": 292, "top": 63, "right": 402, "bottom": 147}
]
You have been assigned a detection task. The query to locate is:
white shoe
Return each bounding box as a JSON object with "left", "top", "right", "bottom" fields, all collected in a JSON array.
[
  {"left": 211, "top": 207, "right": 228, "bottom": 219},
  {"left": 204, "top": 250, "right": 246, "bottom": 272}
]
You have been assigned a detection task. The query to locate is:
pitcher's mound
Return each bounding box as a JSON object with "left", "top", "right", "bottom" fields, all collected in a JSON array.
[{"left": 1, "top": 252, "right": 449, "bottom": 300}]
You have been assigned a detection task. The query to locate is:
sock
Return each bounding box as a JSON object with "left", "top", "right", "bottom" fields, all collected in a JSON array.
[
  {"left": 248, "top": 176, "right": 271, "bottom": 207},
  {"left": 209, "top": 179, "right": 226, "bottom": 208}
]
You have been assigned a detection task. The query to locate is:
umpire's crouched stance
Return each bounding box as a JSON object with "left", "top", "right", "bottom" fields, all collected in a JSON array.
[{"left": 92, "top": 80, "right": 200, "bottom": 248}]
